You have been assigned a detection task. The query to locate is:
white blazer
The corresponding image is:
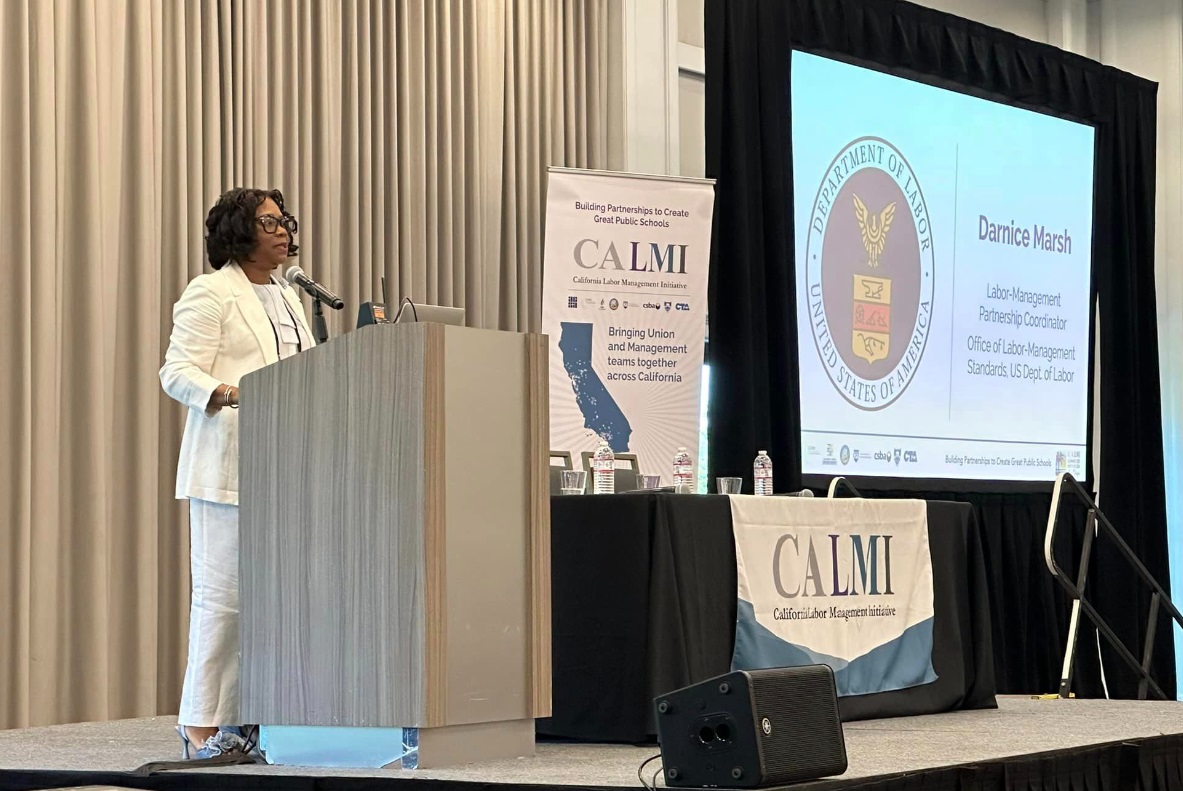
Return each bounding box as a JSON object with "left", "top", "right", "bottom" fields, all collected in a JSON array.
[{"left": 160, "top": 262, "right": 316, "bottom": 505}]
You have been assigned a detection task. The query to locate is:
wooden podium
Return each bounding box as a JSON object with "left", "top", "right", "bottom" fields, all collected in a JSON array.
[{"left": 237, "top": 322, "right": 550, "bottom": 767}]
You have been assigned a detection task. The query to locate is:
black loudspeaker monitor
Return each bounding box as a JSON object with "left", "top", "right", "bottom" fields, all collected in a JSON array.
[{"left": 655, "top": 665, "right": 847, "bottom": 787}]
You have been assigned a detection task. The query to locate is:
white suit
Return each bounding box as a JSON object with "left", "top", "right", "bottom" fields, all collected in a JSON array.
[
  {"left": 160, "top": 261, "right": 314, "bottom": 726},
  {"left": 161, "top": 261, "right": 315, "bottom": 505}
]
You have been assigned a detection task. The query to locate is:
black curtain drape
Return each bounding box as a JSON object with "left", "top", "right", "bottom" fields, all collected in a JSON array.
[{"left": 705, "top": 0, "right": 1174, "bottom": 698}]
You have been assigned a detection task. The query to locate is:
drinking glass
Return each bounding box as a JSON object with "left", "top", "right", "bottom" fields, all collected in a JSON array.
[
  {"left": 717, "top": 477, "right": 743, "bottom": 494},
  {"left": 561, "top": 469, "right": 587, "bottom": 495}
]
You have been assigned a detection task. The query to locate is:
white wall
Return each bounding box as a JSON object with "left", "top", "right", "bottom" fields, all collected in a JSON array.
[
  {"left": 606, "top": 1, "right": 705, "bottom": 176},
  {"left": 607, "top": 1, "right": 681, "bottom": 174},
  {"left": 677, "top": 0, "right": 706, "bottom": 178}
]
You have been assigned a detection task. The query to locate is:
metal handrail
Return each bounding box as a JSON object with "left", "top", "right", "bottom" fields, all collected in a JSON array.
[
  {"left": 1044, "top": 472, "right": 1183, "bottom": 699},
  {"left": 826, "top": 477, "right": 863, "bottom": 498}
]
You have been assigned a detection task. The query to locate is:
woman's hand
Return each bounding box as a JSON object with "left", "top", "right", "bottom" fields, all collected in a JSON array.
[{"left": 206, "top": 384, "right": 240, "bottom": 412}]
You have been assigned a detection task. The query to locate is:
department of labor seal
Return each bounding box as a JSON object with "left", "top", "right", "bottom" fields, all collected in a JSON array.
[{"left": 805, "top": 137, "right": 934, "bottom": 410}]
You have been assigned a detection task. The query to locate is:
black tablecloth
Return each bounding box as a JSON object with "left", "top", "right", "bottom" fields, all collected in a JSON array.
[{"left": 539, "top": 494, "right": 997, "bottom": 743}]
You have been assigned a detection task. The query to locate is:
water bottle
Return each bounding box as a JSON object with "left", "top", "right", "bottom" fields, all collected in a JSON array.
[
  {"left": 593, "top": 440, "right": 615, "bottom": 494},
  {"left": 754, "top": 450, "right": 774, "bottom": 496},
  {"left": 673, "top": 447, "right": 694, "bottom": 493}
]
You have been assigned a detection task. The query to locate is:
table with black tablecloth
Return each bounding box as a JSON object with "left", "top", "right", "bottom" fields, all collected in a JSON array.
[{"left": 538, "top": 493, "right": 997, "bottom": 743}]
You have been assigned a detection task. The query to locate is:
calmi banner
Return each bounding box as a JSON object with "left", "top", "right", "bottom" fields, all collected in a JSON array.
[
  {"left": 541, "top": 167, "right": 714, "bottom": 477},
  {"left": 729, "top": 496, "right": 937, "bottom": 696}
]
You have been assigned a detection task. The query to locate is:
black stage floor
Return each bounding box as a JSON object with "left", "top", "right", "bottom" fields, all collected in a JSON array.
[{"left": 0, "top": 698, "right": 1181, "bottom": 791}]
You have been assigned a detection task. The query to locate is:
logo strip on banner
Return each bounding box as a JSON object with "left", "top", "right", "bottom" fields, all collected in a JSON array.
[
  {"left": 540, "top": 168, "right": 716, "bottom": 475},
  {"left": 728, "top": 497, "right": 937, "bottom": 697}
]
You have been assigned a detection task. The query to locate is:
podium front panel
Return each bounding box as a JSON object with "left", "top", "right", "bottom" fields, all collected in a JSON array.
[
  {"left": 239, "top": 326, "right": 430, "bottom": 726},
  {"left": 238, "top": 323, "right": 550, "bottom": 729}
]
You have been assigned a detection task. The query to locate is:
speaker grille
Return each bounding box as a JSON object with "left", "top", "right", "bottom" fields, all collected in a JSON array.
[
  {"left": 655, "top": 666, "right": 846, "bottom": 787},
  {"left": 748, "top": 667, "right": 846, "bottom": 783}
]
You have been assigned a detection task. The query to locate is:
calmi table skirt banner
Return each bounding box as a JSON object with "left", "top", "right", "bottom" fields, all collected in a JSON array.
[
  {"left": 541, "top": 167, "right": 715, "bottom": 475},
  {"left": 729, "top": 496, "right": 937, "bottom": 696}
]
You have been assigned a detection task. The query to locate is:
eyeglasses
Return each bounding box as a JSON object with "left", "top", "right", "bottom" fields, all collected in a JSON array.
[{"left": 256, "top": 214, "right": 298, "bottom": 235}]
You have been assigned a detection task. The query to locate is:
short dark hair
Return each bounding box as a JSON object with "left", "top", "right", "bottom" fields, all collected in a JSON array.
[{"left": 204, "top": 187, "right": 299, "bottom": 269}]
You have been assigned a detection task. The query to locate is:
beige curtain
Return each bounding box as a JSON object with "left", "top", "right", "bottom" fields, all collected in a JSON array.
[
  {"left": 0, "top": 0, "right": 607, "bottom": 730},
  {"left": 234, "top": 0, "right": 607, "bottom": 333}
]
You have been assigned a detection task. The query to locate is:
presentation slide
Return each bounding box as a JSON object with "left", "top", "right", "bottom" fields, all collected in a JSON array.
[{"left": 792, "top": 51, "right": 1095, "bottom": 482}]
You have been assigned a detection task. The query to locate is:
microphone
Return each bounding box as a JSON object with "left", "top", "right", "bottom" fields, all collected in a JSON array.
[{"left": 285, "top": 265, "right": 345, "bottom": 310}]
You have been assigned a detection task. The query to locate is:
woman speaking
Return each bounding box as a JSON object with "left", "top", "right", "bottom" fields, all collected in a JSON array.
[{"left": 160, "top": 188, "right": 314, "bottom": 759}]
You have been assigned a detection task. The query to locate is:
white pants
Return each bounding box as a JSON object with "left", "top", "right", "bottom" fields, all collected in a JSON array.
[{"left": 178, "top": 498, "right": 240, "bottom": 727}]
